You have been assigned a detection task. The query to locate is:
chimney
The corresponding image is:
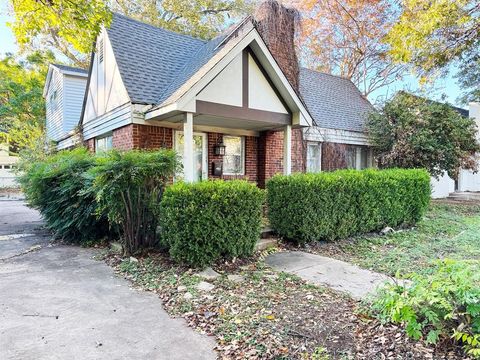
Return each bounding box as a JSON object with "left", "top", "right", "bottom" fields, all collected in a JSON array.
[{"left": 254, "top": 0, "right": 300, "bottom": 92}]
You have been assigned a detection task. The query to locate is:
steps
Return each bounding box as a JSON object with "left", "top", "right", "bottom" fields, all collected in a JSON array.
[{"left": 255, "top": 226, "right": 278, "bottom": 251}]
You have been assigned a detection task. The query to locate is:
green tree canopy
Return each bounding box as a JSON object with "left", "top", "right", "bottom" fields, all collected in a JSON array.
[
  {"left": 386, "top": 0, "right": 479, "bottom": 103},
  {"left": 367, "top": 92, "right": 480, "bottom": 178},
  {"left": 0, "top": 51, "right": 53, "bottom": 158},
  {"left": 9, "top": 0, "right": 111, "bottom": 67}
]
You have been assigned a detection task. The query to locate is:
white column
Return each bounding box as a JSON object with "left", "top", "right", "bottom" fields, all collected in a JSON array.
[
  {"left": 283, "top": 125, "right": 292, "bottom": 175},
  {"left": 183, "top": 112, "right": 194, "bottom": 182}
]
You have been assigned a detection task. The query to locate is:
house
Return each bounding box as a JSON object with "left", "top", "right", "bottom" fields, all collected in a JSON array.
[
  {"left": 0, "top": 142, "right": 19, "bottom": 188},
  {"left": 44, "top": 1, "right": 374, "bottom": 186},
  {"left": 43, "top": 64, "right": 88, "bottom": 147},
  {"left": 432, "top": 102, "right": 480, "bottom": 198}
]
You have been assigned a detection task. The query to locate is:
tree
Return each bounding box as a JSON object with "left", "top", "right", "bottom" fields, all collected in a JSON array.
[
  {"left": 292, "top": 0, "right": 405, "bottom": 97},
  {"left": 367, "top": 92, "right": 480, "bottom": 179},
  {"left": 7, "top": 0, "right": 250, "bottom": 67},
  {"left": 386, "top": 0, "right": 479, "bottom": 103},
  {"left": 0, "top": 51, "right": 53, "bottom": 159},
  {"left": 8, "top": 0, "right": 111, "bottom": 67},
  {"left": 112, "top": 0, "right": 252, "bottom": 40}
]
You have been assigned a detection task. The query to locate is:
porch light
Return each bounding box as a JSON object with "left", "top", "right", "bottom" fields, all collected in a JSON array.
[{"left": 214, "top": 140, "right": 226, "bottom": 156}]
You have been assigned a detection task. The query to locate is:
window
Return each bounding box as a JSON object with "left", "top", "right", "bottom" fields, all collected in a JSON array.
[
  {"left": 307, "top": 142, "right": 321, "bottom": 173},
  {"left": 223, "top": 136, "right": 245, "bottom": 175},
  {"left": 346, "top": 146, "right": 357, "bottom": 169},
  {"left": 346, "top": 145, "right": 370, "bottom": 170},
  {"left": 95, "top": 133, "right": 113, "bottom": 153},
  {"left": 49, "top": 90, "right": 58, "bottom": 112}
]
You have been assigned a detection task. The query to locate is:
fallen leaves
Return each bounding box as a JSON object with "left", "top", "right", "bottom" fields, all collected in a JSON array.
[{"left": 103, "top": 251, "right": 468, "bottom": 359}]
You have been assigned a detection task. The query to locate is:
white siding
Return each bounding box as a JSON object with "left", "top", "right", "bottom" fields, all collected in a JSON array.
[
  {"left": 45, "top": 69, "right": 64, "bottom": 141},
  {"left": 63, "top": 75, "right": 87, "bottom": 133},
  {"left": 197, "top": 53, "right": 243, "bottom": 107},
  {"left": 248, "top": 53, "right": 288, "bottom": 114},
  {"left": 84, "top": 29, "right": 130, "bottom": 124},
  {"left": 83, "top": 103, "right": 132, "bottom": 140}
]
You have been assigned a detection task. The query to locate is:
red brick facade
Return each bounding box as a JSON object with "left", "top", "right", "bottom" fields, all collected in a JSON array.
[
  {"left": 87, "top": 123, "right": 303, "bottom": 187},
  {"left": 113, "top": 124, "right": 173, "bottom": 150}
]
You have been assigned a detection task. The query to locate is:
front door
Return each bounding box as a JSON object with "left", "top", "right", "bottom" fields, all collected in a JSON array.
[{"left": 174, "top": 131, "right": 207, "bottom": 182}]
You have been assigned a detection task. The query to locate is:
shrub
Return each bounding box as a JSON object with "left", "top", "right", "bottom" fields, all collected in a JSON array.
[
  {"left": 89, "top": 149, "right": 178, "bottom": 255},
  {"left": 369, "top": 260, "right": 480, "bottom": 358},
  {"left": 18, "top": 148, "right": 109, "bottom": 244},
  {"left": 160, "top": 180, "right": 265, "bottom": 267},
  {"left": 266, "top": 168, "right": 431, "bottom": 243}
]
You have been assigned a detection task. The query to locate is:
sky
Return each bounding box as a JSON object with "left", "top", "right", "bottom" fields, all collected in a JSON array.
[{"left": 0, "top": 1, "right": 466, "bottom": 109}]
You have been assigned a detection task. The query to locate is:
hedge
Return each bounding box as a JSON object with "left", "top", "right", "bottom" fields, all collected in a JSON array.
[
  {"left": 18, "top": 148, "right": 109, "bottom": 244},
  {"left": 160, "top": 180, "right": 265, "bottom": 267},
  {"left": 266, "top": 168, "right": 431, "bottom": 244}
]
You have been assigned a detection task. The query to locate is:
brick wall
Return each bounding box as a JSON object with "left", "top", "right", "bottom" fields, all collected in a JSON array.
[
  {"left": 112, "top": 124, "right": 173, "bottom": 150},
  {"left": 257, "top": 129, "right": 305, "bottom": 187},
  {"left": 207, "top": 132, "right": 258, "bottom": 182}
]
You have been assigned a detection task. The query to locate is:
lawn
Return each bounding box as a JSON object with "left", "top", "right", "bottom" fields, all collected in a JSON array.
[{"left": 302, "top": 200, "right": 480, "bottom": 277}]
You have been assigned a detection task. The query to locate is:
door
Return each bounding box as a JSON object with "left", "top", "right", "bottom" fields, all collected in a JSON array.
[{"left": 174, "top": 131, "right": 207, "bottom": 182}]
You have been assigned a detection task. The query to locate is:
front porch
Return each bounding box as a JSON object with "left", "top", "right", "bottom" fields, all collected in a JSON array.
[{"left": 128, "top": 109, "right": 304, "bottom": 186}]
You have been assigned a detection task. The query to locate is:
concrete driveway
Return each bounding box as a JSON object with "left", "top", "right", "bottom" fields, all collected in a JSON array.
[{"left": 0, "top": 200, "right": 216, "bottom": 360}]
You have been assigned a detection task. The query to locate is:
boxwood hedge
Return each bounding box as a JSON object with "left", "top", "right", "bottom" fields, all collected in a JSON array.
[
  {"left": 266, "top": 168, "right": 431, "bottom": 244},
  {"left": 160, "top": 180, "right": 265, "bottom": 267}
]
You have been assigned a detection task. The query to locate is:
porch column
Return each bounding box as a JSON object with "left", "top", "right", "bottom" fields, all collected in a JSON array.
[
  {"left": 283, "top": 125, "right": 292, "bottom": 175},
  {"left": 183, "top": 112, "right": 194, "bottom": 182}
]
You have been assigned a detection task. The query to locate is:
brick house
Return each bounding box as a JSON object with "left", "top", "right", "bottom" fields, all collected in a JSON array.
[{"left": 44, "top": 1, "right": 374, "bottom": 186}]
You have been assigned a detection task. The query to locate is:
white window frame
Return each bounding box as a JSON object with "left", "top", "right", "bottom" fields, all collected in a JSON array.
[
  {"left": 306, "top": 142, "right": 322, "bottom": 173},
  {"left": 222, "top": 135, "right": 245, "bottom": 176},
  {"left": 95, "top": 132, "right": 113, "bottom": 153},
  {"left": 174, "top": 130, "right": 208, "bottom": 181}
]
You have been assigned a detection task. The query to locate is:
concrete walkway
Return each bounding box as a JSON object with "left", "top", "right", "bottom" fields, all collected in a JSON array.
[
  {"left": 0, "top": 200, "right": 216, "bottom": 360},
  {"left": 266, "top": 251, "right": 394, "bottom": 299}
]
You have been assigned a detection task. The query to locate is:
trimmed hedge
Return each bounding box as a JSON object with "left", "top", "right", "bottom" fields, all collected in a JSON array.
[
  {"left": 19, "top": 148, "right": 109, "bottom": 244},
  {"left": 266, "top": 168, "right": 431, "bottom": 244},
  {"left": 160, "top": 180, "right": 265, "bottom": 267}
]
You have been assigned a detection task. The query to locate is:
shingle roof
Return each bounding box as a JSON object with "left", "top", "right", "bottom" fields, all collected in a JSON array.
[
  {"left": 107, "top": 13, "right": 232, "bottom": 105},
  {"left": 52, "top": 64, "right": 88, "bottom": 76},
  {"left": 299, "top": 68, "right": 374, "bottom": 132}
]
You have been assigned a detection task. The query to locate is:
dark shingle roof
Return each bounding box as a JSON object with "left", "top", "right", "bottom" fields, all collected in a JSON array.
[
  {"left": 299, "top": 68, "right": 374, "bottom": 132},
  {"left": 52, "top": 64, "right": 88, "bottom": 75},
  {"left": 107, "top": 13, "right": 231, "bottom": 105}
]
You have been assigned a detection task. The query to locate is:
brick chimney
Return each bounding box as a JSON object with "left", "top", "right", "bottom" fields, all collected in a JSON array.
[{"left": 254, "top": 0, "right": 300, "bottom": 92}]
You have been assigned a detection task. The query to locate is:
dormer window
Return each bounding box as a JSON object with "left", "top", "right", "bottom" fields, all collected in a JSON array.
[{"left": 98, "top": 38, "right": 104, "bottom": 63}]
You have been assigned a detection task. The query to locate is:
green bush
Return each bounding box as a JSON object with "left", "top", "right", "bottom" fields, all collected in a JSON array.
[
  {"left": 89, "top": 149, "right": 178, "bottom": 255},
  {"left": 18, "top": 148, "right": 109, "bottom": 244},
  {"left": 266, "top": 168, "right": 431, "bottom": 243},
  {"left": 369, "top": 260, "right": 480, "bottom": 358},
  {"left": 160, "top": 180, "right": 265, "bottom": 267}
]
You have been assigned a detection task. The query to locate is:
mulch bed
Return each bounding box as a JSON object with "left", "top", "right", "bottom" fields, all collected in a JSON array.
[{"left": 102, "top": 250, "right": 467, "bottom": 359}]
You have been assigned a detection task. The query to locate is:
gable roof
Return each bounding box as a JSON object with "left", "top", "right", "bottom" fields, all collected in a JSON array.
[
  {"left": 107, "top": 13, "right": 227, "bottom": 105},
  {"left": 299, "top": 68, "right": 374, "bottom": 132},
  {"left": 51, "top": 64, "right": 88, "bottom": 76},
  {"left": 43, "top": 64, "right": 88, "bottom": 97}
]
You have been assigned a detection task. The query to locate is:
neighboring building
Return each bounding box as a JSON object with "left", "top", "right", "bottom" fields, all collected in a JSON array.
[
  {"left": 43, "top": 64, "right": 88, "bottom": 147},
  {"left": 0, "top": 143, "right": 19, "bottom": 188},
  {"left": 431, "top": 102, "right": 480, "bottom": 198},
  {"left": 45, "top": 2, "right": 374, "bottom": 186}
]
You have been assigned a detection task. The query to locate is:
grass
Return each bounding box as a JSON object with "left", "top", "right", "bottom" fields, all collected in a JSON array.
[{"left": 311, "top": 200, "right": 480, "bottom": 277}]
